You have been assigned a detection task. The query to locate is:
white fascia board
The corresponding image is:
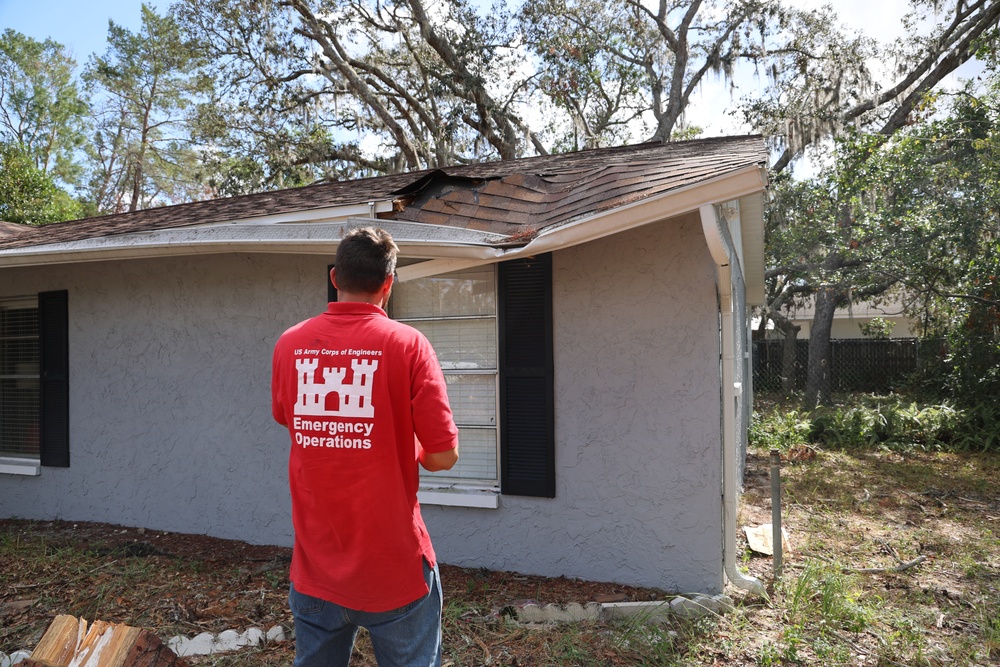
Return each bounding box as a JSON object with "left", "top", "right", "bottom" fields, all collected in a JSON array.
[
  {"left": 341, "top": 218, "right": 508, "bottom": 249},
  {"left": 0, "top": 220, "right": 508, "bottom": 268}
]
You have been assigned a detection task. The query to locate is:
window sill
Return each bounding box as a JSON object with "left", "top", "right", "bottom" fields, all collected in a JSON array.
[
  {"left": 418, "top": 485, "right": 499, "bottom": 508},
  {"left": 0, "top": 457, "right": 41, "bottom": 476}
]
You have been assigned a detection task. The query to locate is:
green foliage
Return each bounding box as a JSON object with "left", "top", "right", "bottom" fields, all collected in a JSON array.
[
  {"left": 765, "top": 70, "right": 1000, "bottom": 405},
  {"left": 174, "top": 0, "right": 542, "bottom": 184},
  {"left": 0, "top": 29, "right": 88, "bottom": 186},
  {"left": 0, "top": 142, "right": 82, "bottom": 224},
  {"left": 82, "top": 4, "right": 209, "bottom": 213},
  {"left": 749, "top": 407, "right": 812, "bottom": 450},
  {"left": 785, "top": 561, "right": 873, "bottom": 633},
  {"left": 859, "top": 317, "right": 894, "bottom": 339},
  {"left": 752, "top": 394, "right": 1000, "bottom": 453}
]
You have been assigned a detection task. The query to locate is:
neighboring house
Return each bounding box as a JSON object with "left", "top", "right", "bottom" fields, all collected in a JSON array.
[
  {"left": 767, "top": 296, "right": 918, "bottom": 339},
  {"left": 0, "top": 137, "right": 768, "bottom": 595}
]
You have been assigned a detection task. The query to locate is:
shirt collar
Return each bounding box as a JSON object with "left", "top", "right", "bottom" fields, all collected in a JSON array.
[{"left": 325, "top": 301, "right": 387, "bottom": 317}]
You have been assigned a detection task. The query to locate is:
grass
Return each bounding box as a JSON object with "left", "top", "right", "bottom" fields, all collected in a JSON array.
[{"left": 3, "top": 395, "right": 1000, "bottom": 665}]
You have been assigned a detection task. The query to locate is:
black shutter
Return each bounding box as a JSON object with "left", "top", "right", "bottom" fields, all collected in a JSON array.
[
  {"left": 38, "top": 290, "right": 69, "bottom": 467},
  {"left": 499, "top": 254, "right": 555, "bottom": 497},
  {"left": 327, "top": 264, "right": 338, "bottom": 302}
]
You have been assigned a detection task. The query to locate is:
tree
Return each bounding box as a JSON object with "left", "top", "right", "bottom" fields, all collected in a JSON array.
[
  {"left": 522, "top": 0, "right": 829, "bottom": 146},
  {"left": 518, "top": 0, "right": 652, "bottom": 151},
  {"left": 173, "top": 0, "right": 548, "bottom": 188},
  {"left": 756, "top": 0, "right": 1000, "bottom": 404},
  {"left": 748, "top": 0, "right": 1000, "bottom": 173},
  {"left": 82, "top": 4, "right": 209, "bottom": 213},
  {"left": 0, "top": 30, "right": 88, "bottom": 186},
  {"left": 764, "top": 68, "right": 1000, "bottom": 405},
  {"left": 764, "top": 147, "right": 905, "bottom": 405},
  {"left": 881, "top": 80, "right": 1000, "bottom": 400},
  {"left": 0, "top": 142, "right": 83, "bottom": 224}
]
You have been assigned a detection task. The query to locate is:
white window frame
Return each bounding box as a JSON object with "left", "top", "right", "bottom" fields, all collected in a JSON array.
[{"left": 392, "top": 266, "right": 501, "bottom": 508}]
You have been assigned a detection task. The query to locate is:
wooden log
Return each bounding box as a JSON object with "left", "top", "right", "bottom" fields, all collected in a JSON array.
[
  {"left": 20, "top": 615, "right": 83, "bottom": 667},
  {"left": 22, "top": 615, "right": 189, "bottom": 667}
]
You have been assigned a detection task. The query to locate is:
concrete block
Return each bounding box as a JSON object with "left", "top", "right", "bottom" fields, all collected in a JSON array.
[
  {"left": 244, "top": 628, "right": 265, "bottom": 645},
  {"left": 178, "top": 631, "right": 215, "bottom": 656},
  {"left": 715, "top": 594, "right": 735, "bottom": 612},
  {"left": 699, "top": 594, "right": 734, "bottom": 614},
  {"left": 213, "top": 630, "right": 243, "bottom": 652},
  {"left": 266, "top": 626, "right": 288, "bottom": 643},
  {"left": 1, "top": 650, "right": 32, "bottom": 666},
  {"left": 600, "top": 601, "right": 672, "bottom": 623},
  {"left": 669, "top": 596, "right": 708, "bottom": 618},
  {"left": 515, "top": 602, "right": 600, "bottom": 623}
]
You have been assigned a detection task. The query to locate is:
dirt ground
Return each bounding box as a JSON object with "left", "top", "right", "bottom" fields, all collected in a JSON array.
[
  {"left": 0, "top": 515, "right": 668, "bottom": 665},
  {"left": 4, "top": 447, "right": 999, "bottom": 666}
]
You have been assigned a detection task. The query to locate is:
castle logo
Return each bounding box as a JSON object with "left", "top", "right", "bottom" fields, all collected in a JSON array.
[{"left": 294, "top": 357, "right": 379, "bottom": 418}]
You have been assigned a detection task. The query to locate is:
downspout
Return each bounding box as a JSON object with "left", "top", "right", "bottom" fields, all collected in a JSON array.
[{"left": 699, "top": 204, "right": 766, "bottom": 596}]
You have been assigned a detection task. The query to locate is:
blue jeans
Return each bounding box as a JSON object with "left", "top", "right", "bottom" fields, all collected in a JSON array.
[{"left": 289, "top": 559, "right": 443, "bottom": 667}]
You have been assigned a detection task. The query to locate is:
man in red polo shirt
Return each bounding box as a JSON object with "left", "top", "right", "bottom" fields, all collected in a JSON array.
[{"left": 272, "top": 227, "right": 459, "bottom": 667}]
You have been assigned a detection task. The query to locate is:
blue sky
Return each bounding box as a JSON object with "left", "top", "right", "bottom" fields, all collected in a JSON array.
[{"left": 0, "top": 0, "right": 159, "bottom": 64}]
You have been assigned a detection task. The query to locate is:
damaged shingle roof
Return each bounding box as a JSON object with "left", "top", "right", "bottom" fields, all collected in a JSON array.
[{"left": 0, "top": 136, "right": 767, "bottom": 250}]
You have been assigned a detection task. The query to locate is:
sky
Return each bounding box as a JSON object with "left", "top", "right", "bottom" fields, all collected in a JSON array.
[{"left": 0, "top": 0, "right": 163, "bottom": 64}]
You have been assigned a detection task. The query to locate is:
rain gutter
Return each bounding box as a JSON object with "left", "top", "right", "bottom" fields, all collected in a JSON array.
[{"left": 699, "top": 203, "right": 766, "bottom": 596}]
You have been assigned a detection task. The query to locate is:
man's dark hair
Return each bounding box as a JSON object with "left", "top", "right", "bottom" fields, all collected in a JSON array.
[{"left": 334, "top": 227, "right": 398, "bottom": 294}]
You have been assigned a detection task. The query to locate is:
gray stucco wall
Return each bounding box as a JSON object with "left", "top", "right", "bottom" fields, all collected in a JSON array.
[
  {"left": 423, "top": 213, "right": 724, "bottom": 593},
  {"left": 0, "top": 212, "right": 724, "bottom": 592},
  {"left": 0, "top": 253, "right": 313, "bottom": 543}
]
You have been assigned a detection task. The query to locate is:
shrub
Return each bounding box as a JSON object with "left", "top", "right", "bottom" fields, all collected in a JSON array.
[{"left": 753, "top": 394, "right": 1000, "bottom": 453}]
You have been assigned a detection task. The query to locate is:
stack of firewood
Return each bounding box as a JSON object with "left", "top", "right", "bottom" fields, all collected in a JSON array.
[{"left": 22, "top": 615, "right": 188, "bottom": 667}]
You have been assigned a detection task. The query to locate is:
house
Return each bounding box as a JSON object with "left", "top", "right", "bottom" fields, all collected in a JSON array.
[
  {"left": 766, "top": 295, "right": 918, "bottom": 339},
  {"left": 0, "top": 137, "right": 768, "bottom": 594}
]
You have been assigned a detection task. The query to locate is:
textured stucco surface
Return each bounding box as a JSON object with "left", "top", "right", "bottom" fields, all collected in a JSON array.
[
  {"left": 423, "top": 213, "right": 725, "bottom": 592},
  {"left": 1, "top": 213, "right": 724, "bottom": 592},
  {"left": 0, "top": 253, "right": 317, "bottom": 544}
]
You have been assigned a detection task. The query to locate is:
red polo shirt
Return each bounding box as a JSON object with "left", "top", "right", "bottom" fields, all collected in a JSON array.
[{"left": 272, "top": 302, "right": 459, "bottom": 611}]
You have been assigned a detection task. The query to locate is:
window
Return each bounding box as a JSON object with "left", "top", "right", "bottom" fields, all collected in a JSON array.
[
  {"left": 0, "top": 290, "right": 69, "bottom": 473},
  {"left": 1, "top": 298, "right": 40, "bottom": 460},
  {"left": 392, "top": 256, "right": 555, "bottom": 498},
  {"left": 393, "top": 266, "right": 500, "bottom": 486}
]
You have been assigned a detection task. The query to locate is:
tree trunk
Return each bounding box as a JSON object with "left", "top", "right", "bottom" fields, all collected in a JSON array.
[
  {"left": 805, "top": 287, "right": 841, "bottom": 407},
  {"left": 778, "top": 321, "right": 801, "bottom": 395}
]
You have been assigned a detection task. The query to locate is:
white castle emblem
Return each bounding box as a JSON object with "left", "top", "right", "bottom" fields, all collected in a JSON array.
[{"left": 294, "top": 358, "right": 379, "bottom": 418}]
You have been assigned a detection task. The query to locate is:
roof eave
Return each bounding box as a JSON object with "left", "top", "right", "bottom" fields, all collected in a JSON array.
[
  {"left": 0, "top": 165, "right": 768, "bottom": 280},
  {"left": 0, "top": 220, "right": 508, "bottom": 268}
]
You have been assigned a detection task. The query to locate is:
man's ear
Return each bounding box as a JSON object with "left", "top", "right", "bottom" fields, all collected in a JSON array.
[
  {"left": 380, "top": 273, "right": 394, "bottom": 299},
  {"left": 330, "top": 267, "right": 338, "bottom": 289}
]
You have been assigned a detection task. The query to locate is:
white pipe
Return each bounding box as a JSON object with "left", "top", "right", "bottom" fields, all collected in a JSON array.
[{"left": 699, "top": 204, "right": 766, "bottom": 596}]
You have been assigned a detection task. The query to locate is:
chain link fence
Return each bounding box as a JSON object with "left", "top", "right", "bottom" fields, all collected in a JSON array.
[{"left": 752, "top": 338, "right": 946, "bottom": 394}]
